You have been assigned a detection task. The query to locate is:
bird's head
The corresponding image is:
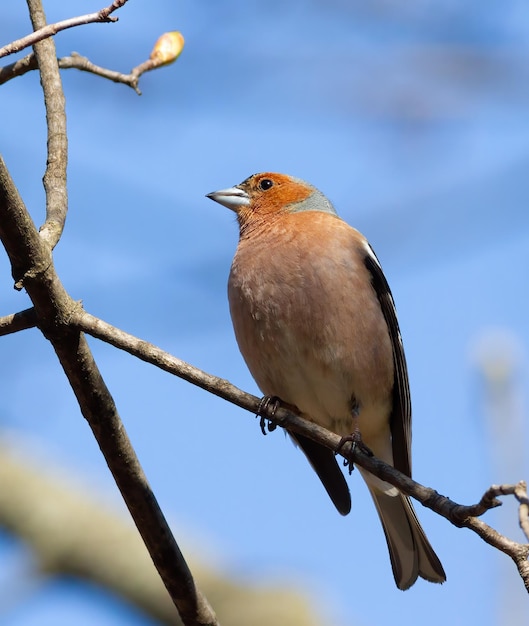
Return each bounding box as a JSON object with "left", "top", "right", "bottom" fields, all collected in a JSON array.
[{"left": 207, "top": 172, "right": 337, "bottom": 231}]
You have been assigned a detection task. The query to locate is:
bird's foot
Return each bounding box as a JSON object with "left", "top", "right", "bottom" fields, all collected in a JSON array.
[
  {"left": 335, "top": 430, "right": 373, "bottom": 475},
  {"left": 256, "top": 395, "right": 281, "bottom": 435}
]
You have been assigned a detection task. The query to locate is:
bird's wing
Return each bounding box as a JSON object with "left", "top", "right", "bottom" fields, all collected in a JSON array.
[{"left": 363, "top": 244, "right": 412, "bottom": 477}]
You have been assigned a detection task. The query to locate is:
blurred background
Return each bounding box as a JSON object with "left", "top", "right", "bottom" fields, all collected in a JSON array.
[{"left": 1, "top": 1, "right": 529, "bottom": 624}]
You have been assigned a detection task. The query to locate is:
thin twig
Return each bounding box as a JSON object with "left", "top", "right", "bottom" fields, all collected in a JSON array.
[
  {"left": 0, "top": 52, "right": 37, "bottom": 85},
  {"left": 1, "top": 49, "right": 179, "bottom": 93},
  {"left": 60, "top": 52, "right": 142, "bottom": 93},
  {"left": 515, "top": 481, "right": 529, "bottom": 541},
  {"left": 456, "top": 483, "right": 516, "bottom": 518},
  {"left": 73, "top": 309, "right": 257, "bottom": 407},
  {"left": 27, "top": 0, "right": 68, "bottom": 249},
  {"left": 1, "top": 50, "right": 177, "bottom": 93},
  {"left": 56, "top": 51, "right": 167, "bottom": 95},
  {"left": 0, "top": 0, "right": 129, "bottom": 59},
  {"left": 0, "top": 308, "right": 36, "bottom": 336}
]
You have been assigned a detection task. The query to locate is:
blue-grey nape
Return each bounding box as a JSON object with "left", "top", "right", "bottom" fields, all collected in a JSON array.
[{"left": 288, "top": 187, "right": 338, "bottom": 215}]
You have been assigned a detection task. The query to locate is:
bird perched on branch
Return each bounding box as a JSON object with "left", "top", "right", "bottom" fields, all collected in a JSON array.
[{"left": 207, "top": 172, "right": 445, "bottom": 590}]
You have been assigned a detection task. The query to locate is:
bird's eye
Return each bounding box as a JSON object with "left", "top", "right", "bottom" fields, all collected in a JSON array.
[{"left": 259, "top": 178, "right": 274, "bottom": 191}]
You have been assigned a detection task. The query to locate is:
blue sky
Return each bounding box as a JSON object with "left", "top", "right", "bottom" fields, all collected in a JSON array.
[{"left": 1, "top": 2, "right": 529, "bottom": 625}]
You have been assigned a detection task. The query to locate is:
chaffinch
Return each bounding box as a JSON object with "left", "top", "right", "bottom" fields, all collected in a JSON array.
[{"left": 207, "top": 172, "right": 445, "bottom": 590}]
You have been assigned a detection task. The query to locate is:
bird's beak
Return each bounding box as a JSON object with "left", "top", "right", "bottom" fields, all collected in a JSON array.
[{"left": 206, "top": 186, "right": 250, "bottom": 212}]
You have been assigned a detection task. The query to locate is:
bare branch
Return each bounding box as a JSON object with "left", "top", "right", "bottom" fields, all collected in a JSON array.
[
  {"left": 455, "top": 483, "right": 515, "bottom": 518},
  {"left": 54, "top": 48, "right": 183, "bottom": 95},
  {"left": 26, "top": 0, "right": 68, "bottom": 249},
  {"left": 0, "top": 52, "right": 38, "bottom": 84},
  {"left": 515, "top": 481, "right": 529, "bottom": 541},
  {"left": 0, "top": 307, "right": 36, "bottom": 336},
  {"left": 0, "top": 0, "right": 129, "bottom": 59},
  {"left": 0, "top": 51, "right": 161, "bottom": 93},
  {"left": 0, "top": 50, "right": 167, "bottom": 93},
  {"left": 73, "top": 309, "right": 257, "bottom": 408},
  {"left": 70, "top": 309, "right": 529, "bottom": 592},
  {"left": 59, "top": 51, "right": 146, "bottom": 94},
  {"left": 0, "top": 154, "right": 219, "bottom": 626}
]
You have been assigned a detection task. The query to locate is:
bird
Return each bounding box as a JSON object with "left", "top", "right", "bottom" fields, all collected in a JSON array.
[{"left": 206, "top": 172, "right": 446, "bottom": 590}]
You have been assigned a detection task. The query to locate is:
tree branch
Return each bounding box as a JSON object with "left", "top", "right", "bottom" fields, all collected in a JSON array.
[
  {"left": 26, "top": 0, "right": 68, "bottom": 249},
  {"left": 0, "top": 0, "right": 129, "bottom": 59},
  {"left": 0, "top": 307, "right": 36, "bottom": 336},
  {"left": 0, "top": 39, "right": 184, "bottom": 93},
  {"left": 515, "top": 481, "right": 529, "bottom": 541},
  {"left": 58, "top": 51, "right": 149, "bottom": 94},
  {"left": 0, "top": 52, "right": 37, "bottom": 84},
  {"left": 0, "top": 154, "right": 219, "bottom": 626},
  {"left": 73, "top": 309, "right": 257, "bottom": 408},
  {"left": 72, "top": 308, "right": 529, "bottom": 593}
]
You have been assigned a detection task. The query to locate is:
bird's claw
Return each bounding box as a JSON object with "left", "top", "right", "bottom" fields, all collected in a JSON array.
[
  {"left": 256, "top": 395, "right": 281, "bottom": 435},
  {"left": 335, "top": 432, "right": 373, "bottom": 475}
]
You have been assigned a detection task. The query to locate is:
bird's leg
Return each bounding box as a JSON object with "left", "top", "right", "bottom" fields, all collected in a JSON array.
[
  {"left": 256, "top": 395, "right": 281, "bottom": 435},
  {"left": 335, "top": 397, "right": 373, "bottom": 474}
]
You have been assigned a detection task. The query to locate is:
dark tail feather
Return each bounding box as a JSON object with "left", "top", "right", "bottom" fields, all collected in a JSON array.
[
  {"left": 368, "top": 487, "right": 446, "bottom": 589},
  {"left": 291, "top": 432, "right": 351, "bottom": 515}
]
